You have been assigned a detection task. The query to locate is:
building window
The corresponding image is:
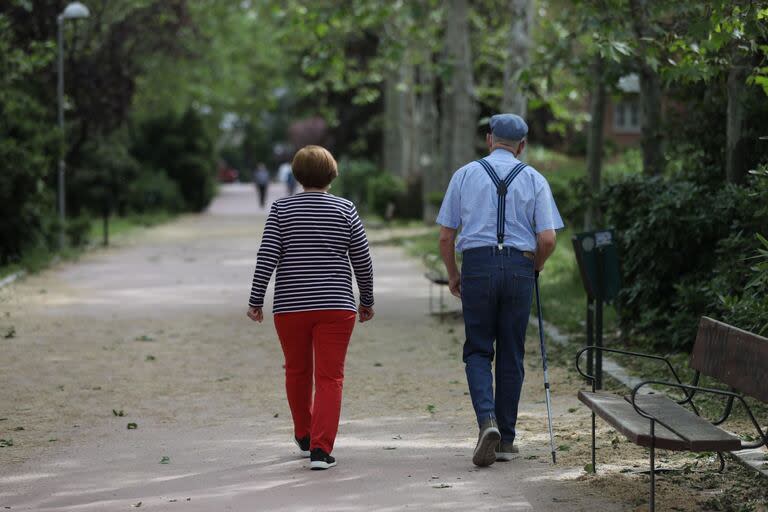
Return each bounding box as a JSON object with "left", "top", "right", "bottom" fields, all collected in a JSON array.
[{"left": 613, "top": 99, "right": 641, "bottom": 134}]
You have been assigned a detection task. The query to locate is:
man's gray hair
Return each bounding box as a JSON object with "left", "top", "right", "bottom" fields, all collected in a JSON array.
[{"left": 491, "top": 133, "right": 524, "bottom": 146}]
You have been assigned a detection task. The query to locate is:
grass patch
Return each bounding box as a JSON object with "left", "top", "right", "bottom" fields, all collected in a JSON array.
[
  {"left": 537, "top": 228, "right": 611, "bottom": 334},
  {"left": 400, "top": 230, "right": 441, "bottom": 260},
  {"left": 87, "top": 212, "right": 173, "bottom": 242},
  {"left": 526, "top": 146, "right": 587, "bottom": 187},
  {"left": 363, "top": 216, "right": 424, "bottom": 230},
  {"left": 527, "top": 145, "right": 641, "bottom": 189}
]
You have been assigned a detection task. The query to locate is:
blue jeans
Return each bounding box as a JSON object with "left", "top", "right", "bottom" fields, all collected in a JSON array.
[{"left": 461, "top": 246, "right": 535, "bottom": 443}]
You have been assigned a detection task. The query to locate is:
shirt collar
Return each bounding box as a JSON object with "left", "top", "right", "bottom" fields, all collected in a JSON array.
[{"left": 488, "top": 148, "right": 520, "bottom": 162}]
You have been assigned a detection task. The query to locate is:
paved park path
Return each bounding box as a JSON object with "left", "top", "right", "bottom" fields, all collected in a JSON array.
[{"left": 0, "top": 184, "right": 635, "bottom": 511}]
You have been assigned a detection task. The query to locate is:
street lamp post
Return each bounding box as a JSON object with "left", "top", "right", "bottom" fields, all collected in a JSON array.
[{"left": 57, "top": 2, "right": 90, "bottom": 249}]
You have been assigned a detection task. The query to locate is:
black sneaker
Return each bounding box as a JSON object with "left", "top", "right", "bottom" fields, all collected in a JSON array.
[
  {"left": 472, "top": 418, "right": 501, "bottom": 467},
  {"left": 495, "top": 441, "right": 519, "bottom": 462},
  {"left": 294, "top": 436, "right": 310, "bottom": 458},
  {"left": 310, "top": 448, "right": 337, "bottom": 470}
]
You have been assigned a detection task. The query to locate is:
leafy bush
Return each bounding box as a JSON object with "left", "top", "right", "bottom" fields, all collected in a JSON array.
[
  {"left": 601, "top": 169, "right": 768, "bottom": 350},
  {"left": 68, "top": 133, "right": 141, "bottom": 217},
  {"left": 550, "top": 149, "right": 644, "bottom": 231},
  {"left": 0, "top": 15, "right": 58, "bottom": 264},
  {"left": 66, "top": 217, "right": 92, "bottom": 248},
  {"left": 366, "top": 173, "right": 406, "bottom": 218},
  {"left": 548, "top": 176, "right": 588, "bottom": 229},
  {"left": 131, "top": 108, "right": 216, "bottom": 212},
  {"left": 334, "top": 158, "right": 378, "bottom": 208},
  {"left": 173, "top": 154, "right": 217, "bottom": 213},
  {"left": 564, "top": 129, "right": 588, "bottom": 157},
  {"left": 125, "top": 169, "right": 184, "bottom": 214},
  {"left": 333, "top": 158, "right": 411, "bottom": 218},
  {"left": 604, "top": 149, "right": 643, "bottom": 179},
  {"left": 426, "top": 191, "right": 445, "bottom": 209},
  {"left": 719, "top": 233, "right": 768, "bottom": 336}
]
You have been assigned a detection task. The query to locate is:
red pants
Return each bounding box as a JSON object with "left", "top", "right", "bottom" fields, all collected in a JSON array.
[{"left": 274, "top": 310, "right": 356, "bottom": 454}]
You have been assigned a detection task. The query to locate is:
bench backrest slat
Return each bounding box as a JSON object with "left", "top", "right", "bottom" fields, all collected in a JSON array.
[{"left": 690, "top": 317, "right": 768, "bottom": 403}]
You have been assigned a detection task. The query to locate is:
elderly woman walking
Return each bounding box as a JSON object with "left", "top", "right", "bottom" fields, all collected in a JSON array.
[{"left": 247, "top": 145, "right": 375, "bottom": 470}]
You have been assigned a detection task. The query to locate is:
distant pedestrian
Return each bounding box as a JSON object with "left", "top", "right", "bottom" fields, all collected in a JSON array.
[
  {"left": 247, "top": 145, "right": 375, "bottom": 471},
  {"left": 253, "top": 163, "right": 270, "bottom": 208},
  {"left": 278, "top": 161, "right": 297, "bottom": 196},
  {"left": 437, "top": 114, "right": 563, "bottom": 467}
]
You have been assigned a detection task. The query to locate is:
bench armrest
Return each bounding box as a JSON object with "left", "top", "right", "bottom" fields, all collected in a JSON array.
[
  {"left": 630, "top": 380, "right": 768, "bottom": 450},
  {"left": 575, "top": 346, "right": 689, "bottom": 397}
]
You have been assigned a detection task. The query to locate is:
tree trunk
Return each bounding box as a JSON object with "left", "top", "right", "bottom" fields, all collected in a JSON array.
[
  {"left": 726, "top": 60, "right": 750, "bottom": 184},
  {"left": 383, "top": 59, "right": 417, "bottom": 179},
  {"left": 585, "top": 55, "right": 607, "bottom": 230},
  {"left": 502, "top": 0, "right": 533, "bottom": 116},
  {"left": 628, "top": 0, "right": 664, "bottom": 176},
  {"left": 383, "top": 74, "right": 404, "bottom": 176},
  {"left": 417, "top": 61, "right": 440, "bottom": 223},
  {"left": 440, "top": 0, "right": 477, "bottom": 182},
  {"left": 638, "top": 67, "right": 663, "bottom": 176}
]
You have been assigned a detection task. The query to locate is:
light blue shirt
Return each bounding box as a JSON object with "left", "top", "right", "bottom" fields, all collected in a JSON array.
[{"left": 436, "top": 149, "right": 564, "bottom": 253}]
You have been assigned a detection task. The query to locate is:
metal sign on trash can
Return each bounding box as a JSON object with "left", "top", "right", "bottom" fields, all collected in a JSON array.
[{"left": 572, "top": 229, "right": 621, "bottom": 302}]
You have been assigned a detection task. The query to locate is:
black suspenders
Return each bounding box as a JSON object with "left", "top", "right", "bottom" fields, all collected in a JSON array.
[{"left": 476, "top": 158, "right": 527, "bottom": 250}]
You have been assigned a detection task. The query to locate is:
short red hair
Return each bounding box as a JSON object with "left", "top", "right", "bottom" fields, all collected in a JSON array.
[{"left": 291, "top": 145, "right": 338, "bottom": 188}]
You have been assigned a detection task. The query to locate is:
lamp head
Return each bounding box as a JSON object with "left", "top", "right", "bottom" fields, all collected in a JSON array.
[{"left": 61, "top": 2, "right": 90, "bottom": 20}]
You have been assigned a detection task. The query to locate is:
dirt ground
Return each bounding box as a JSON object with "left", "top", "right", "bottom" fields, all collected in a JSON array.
[{"left": 0, "top": 184, "right": 765, "bottom": 511}]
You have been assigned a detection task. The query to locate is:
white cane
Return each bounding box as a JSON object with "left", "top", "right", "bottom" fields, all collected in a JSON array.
[{"left": 534, "top": 272, "right": 557, "bottom": 464}]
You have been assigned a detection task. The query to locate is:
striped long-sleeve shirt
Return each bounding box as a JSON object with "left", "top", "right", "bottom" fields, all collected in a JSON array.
[{"left": 248, "top": 192, "right": 374, "bottom": 314}]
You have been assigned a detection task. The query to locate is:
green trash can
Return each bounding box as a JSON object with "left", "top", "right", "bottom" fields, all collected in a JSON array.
[
  {"left": 572, "top": 229, "right": 621, "bottom": 390},
  {"left": 572, "top": 229, "right": 621, "bottom": 302}
]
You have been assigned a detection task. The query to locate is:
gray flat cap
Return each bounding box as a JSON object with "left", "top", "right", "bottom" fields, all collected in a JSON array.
[{"left": 490, "top": 114, "right": 528, "bottom": 140}]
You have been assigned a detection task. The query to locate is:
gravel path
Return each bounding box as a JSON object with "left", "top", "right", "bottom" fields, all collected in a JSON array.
[{"left": 0, "top": 184, "right": 646, "bottom": 511}]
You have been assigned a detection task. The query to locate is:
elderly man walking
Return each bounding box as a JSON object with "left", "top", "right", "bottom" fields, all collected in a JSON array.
[{"left": 437, "top": 114, "right": 563, "bottom": 467}]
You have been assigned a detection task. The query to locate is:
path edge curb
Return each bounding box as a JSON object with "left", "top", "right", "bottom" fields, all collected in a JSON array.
[{"left": 0, "top": 271, "right": 26, "bottom": 290}]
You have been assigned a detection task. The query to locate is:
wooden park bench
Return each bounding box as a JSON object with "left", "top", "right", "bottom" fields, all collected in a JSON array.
[{"left": 575, "top": 316, "right": 768, "bottom": 512}]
